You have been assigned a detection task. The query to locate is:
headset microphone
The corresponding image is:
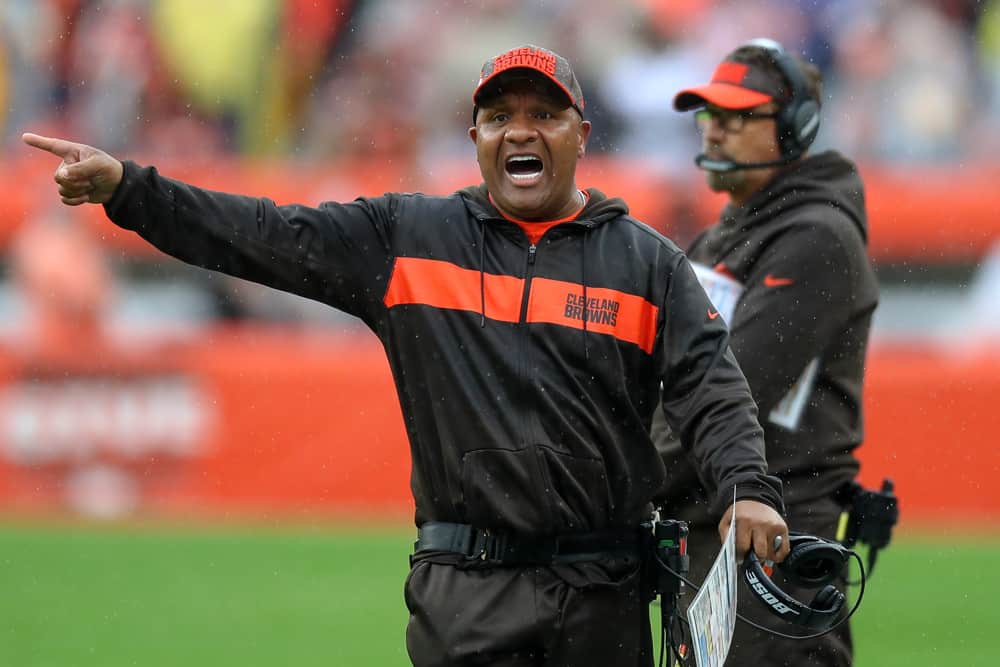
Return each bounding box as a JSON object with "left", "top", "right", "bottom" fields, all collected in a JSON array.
[{"left": 694, "top": 153, "right": 797, "bottom": 173}]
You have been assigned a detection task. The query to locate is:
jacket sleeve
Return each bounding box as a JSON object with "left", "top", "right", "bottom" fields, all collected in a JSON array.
[
  {"left": 103, "top": 161, "right": 396, "bottom": 325},
  {"left": 657, "top": 254, "right": 784, "bottom": 517},
  {"left": 729, "top": 221, "right": 860, "bottom": 419}
]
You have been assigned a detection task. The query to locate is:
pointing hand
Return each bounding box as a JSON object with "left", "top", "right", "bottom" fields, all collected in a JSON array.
[{"left": 23, "top": 133, "right": 124, "bottom": 206}]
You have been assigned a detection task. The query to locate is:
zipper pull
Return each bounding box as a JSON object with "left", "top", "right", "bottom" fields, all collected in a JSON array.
[{"left": 528, "top": 243, "right": 537, "bottom": 265}]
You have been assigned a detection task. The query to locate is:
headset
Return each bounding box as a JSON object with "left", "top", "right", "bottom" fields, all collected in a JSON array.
[
  {"left": 744, "top": 532, "right": 850, "bottom": 631},
  {"left": 648, "top": 523, "right": 866, "bottom": 659},
  {"left": 696, "top": 38, "right": 821, "bottom": 173}
]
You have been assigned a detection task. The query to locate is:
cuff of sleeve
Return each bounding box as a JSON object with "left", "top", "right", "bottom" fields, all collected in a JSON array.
[
  {"left": 102, "top": 160, "right": 140, "bottom": 227},
  {"left": 711, "top": 474, "right": 785, "bottom": 518}
]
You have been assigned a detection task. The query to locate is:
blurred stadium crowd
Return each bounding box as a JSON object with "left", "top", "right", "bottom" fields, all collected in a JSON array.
[
  {"left": 2, "top": 0, "right": 997, "bottom": 165},
  {"left": 1, "top": 0, "right": 999, "bottom": 335}
]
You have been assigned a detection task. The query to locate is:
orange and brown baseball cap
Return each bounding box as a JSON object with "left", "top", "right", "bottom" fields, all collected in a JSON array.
[
  {"left": 673, "top": 58, "right": 782, "bottom": 111},
  {"left": 473, "top": 45, "right": 584, "bottom": 119}
]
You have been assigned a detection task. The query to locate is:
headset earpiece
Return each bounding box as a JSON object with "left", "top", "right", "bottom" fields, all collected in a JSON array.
[
  {"left": 743, "top": 533, "right": 849, "bottom": 631},
  {"left": 744, "top": 38, "right": 820, "bottom": 161},
  {"left": 780, "top": 533, "right": 849, "bottom": 587},
  {"left": 812, "top": 584, "right": 846, "bottom": 613},
  {"left": 791, "top": 98, "right": 820, "bottom": 151}
]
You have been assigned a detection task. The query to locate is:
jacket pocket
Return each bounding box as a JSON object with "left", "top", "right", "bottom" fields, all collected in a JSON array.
[{"left": 460, "top": 446, "right": 612, "bottom": 533}]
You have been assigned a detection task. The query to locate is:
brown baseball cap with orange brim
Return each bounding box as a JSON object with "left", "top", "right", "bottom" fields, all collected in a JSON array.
[{"left": 674, "top": 59, "right": 784, "bottom": 111}]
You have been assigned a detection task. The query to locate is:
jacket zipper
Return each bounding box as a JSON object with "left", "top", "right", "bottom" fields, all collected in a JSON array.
[
  {"left": 518, "top": 243, "right": 537, "bottom": 323},
  {"left": 517, "top": 241, "right": 554, "bottom": 528},
  {"left": 517, "top": 243, "right": 537, "bottom": 409}
]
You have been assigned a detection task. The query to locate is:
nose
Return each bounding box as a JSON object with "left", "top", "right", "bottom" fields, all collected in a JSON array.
[
  {"left": 701, "top": 118, "right": 726, "bottom": 143},
  {"left": 504, "top": 114, "right": 538, "bottom": 144}
]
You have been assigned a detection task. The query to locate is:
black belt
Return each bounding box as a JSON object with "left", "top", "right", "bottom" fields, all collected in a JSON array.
[{"left": 414, "top": 521, "right": 642, "bottom": 565}]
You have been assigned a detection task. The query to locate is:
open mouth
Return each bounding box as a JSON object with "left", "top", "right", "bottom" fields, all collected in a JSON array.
[{"left": 505, "top": 155, "right": 544, "bottom": 181}]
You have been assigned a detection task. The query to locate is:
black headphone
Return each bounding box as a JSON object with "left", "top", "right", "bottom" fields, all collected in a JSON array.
[
  {"left": 744, "top": 533, "right": 848, "bottom": 631},
  {"left": 748, "top": 37, "right": 821, "bottom": 161},
  {"left": 695, "top": 39, "right": 820, "bottom": 172}
]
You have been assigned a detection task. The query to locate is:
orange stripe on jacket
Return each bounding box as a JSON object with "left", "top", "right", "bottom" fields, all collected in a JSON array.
[
  {"left": 527, "top": 277, "right": 659, "bottom": 354},
  {"left": 384, "top": 257, "right": 523, "bottom": 321},
  {"left": 384, "top": 257, "right": 659, "bottom": 352}
]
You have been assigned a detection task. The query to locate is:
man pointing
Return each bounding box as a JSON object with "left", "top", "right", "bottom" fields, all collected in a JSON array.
[{"left": 26, "top": 44, "right": 789, "bottom": 666}]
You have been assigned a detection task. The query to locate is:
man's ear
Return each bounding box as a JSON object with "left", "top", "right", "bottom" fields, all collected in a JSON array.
[
  {"left": 468, "top": 126, "right": 478, "bottom": 144},
  {"left": 578, "top": 120, "right": 592, "bottom": 158}
]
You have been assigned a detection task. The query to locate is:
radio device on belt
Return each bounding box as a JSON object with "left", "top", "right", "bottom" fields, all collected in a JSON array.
[
  {"left": 641, "top": 511, "right": 691, "bottom": 665},
  {"left": 836, "top": 478, "right": 899, "bottom": 576}
]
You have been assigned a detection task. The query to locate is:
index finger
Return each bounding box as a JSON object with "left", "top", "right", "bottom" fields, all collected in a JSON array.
[{"left": 22, "top": 132, "right": 79, "bottom": 159}]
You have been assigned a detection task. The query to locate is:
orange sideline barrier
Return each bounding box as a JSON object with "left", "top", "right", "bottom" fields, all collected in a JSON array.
[
  {"left": 0, "top": 331, "right": 413, "bottom": 519},
  {"left": 0, "top": 330, "right": 998, "bottom": 526},
  {"left": 3, "top": 155, "right": 998, "bottom": 263},
  {"left": 856, "top": 344, "right": 1000, "bottom": 525}
]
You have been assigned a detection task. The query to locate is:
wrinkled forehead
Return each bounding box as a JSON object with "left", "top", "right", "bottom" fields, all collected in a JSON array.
[{"left": 475, "top": 72, "right": 572, "bottom": 110}]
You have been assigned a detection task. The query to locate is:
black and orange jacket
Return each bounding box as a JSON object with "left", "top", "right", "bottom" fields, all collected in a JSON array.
[
  {"left": 656, "top": 150, "right": 879, "bottom": 520},
  {"left": 105, "top": 161, "right": 783, "bottom": 534}
]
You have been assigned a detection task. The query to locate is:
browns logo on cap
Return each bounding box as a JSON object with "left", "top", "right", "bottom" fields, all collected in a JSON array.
[{"left": 473, "top": 45, "right": 584, "bottom": 119}]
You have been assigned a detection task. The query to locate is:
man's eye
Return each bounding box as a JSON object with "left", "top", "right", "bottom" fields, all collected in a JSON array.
[
  {"left": 535, "top": 111, "right": 553, "bottom": 119},
  {"left": 491, "top": 113, "right": 510, "bottom": 123}
]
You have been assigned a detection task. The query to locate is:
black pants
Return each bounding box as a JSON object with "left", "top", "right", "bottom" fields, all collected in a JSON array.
[
  {"left": 404, "top": 554, "right": 653, "bottom": 667},
  {"left": 681, "top": 497, "right": 853, "bottom": 667}
]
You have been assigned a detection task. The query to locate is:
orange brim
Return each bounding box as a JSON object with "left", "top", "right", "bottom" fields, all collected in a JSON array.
[{"left": 673, "top": 83, "right": 773, "bottom": 111}]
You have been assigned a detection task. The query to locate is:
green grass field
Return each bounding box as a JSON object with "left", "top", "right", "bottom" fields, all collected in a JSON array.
[{"left": 1, "top": 521, "right": 997, "bottom": 666}]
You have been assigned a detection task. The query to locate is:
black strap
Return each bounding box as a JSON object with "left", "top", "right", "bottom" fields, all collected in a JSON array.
[{"left": 415, "top": 521, "right": 641, "bottom": 565}]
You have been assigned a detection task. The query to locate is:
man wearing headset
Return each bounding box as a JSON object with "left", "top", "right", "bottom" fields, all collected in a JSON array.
[{"left": 652, "top": 39, "right": 879, "bottom": 666}]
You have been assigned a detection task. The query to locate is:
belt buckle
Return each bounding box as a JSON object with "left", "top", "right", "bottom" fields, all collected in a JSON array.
[{"left": 470, "top": 529, "right": 507, "bottom": 562}]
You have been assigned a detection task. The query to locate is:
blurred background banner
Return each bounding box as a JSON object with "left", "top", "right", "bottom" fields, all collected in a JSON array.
[{"left": 0, "top": 0, "right": 999, "bottom": 528}]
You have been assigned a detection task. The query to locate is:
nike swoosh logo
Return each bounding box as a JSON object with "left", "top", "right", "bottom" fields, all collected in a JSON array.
[
  {"left": 763, "top": 274, "right": 795, "bottom": 287},
  {"left": 708, "top": 310, "right": 721, "bottom": 320}
]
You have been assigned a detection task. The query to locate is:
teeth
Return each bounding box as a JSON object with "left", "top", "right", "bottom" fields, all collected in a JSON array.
[{"left": 506, "top": 155, "right": 543, "bottom": 180}]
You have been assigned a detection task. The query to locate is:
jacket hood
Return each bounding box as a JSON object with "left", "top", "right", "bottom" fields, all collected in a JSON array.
[
  {"left": 724, "top": 150, "right": 868, "bottom": 242},
  {"left": 458, "top": 183, "right": 629, "bottom": 226}
]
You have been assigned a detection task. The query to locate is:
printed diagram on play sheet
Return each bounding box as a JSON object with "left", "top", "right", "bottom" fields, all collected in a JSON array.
[{"left": 686, "top": 495, "right": 738, "bottom": 667}]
